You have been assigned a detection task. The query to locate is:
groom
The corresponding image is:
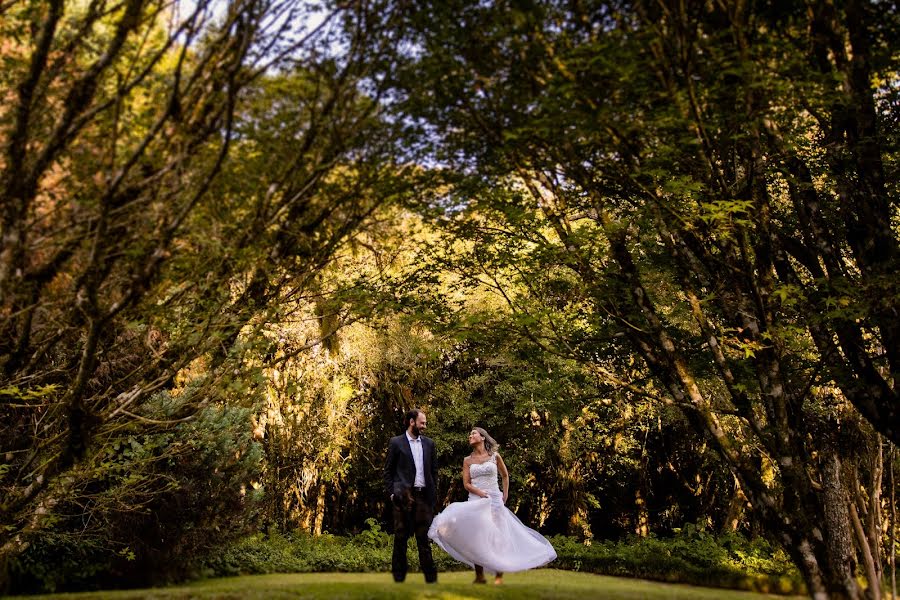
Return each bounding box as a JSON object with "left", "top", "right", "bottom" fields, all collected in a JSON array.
[{"left": 383, "top": 408, "right": 438, "bottom": 583}]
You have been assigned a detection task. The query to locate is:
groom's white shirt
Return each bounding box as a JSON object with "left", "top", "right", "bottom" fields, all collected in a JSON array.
[{"left": 406, "top": 431, "right": 426, "bottom": 488}]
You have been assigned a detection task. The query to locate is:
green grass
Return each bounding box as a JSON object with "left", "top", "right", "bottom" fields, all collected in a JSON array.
[{"left": 9, "top": 569, "right": 803, "bottom": 599}]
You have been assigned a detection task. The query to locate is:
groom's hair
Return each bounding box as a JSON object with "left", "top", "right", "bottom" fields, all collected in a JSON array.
[{"left": 404, "top": 408, "right": 422, "bottom": 428}]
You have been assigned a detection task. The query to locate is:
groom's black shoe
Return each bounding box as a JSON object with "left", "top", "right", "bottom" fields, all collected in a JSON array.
[{"left": 425, "top": 575, "right": 437, "bottom": 584}]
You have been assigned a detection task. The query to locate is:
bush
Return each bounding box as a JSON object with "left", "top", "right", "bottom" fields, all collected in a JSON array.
[
  {"left": 8, "top": 401, "right": 265, "bottom": 594},
  {"left": 200, "top": 518, "right": 466, "bottom": 578},
  {"left": 551, "top": 524, "right": 804, "bottom": 595},
  {"left": 199, "top": 521, "right": 803, "bottom": 595},
  {"left": 200, "top": 533, "right": 310, "bottom": 577}
]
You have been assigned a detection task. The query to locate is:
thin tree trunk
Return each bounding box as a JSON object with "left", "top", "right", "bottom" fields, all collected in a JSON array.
[
  {"left": 795, "top": 536, "right": 831, "bottom": 600},
  {"left": 313, "top": 483, "right": 326, "bottom": 535},
  {"left": 850, "top": 501, "right": 880, "bottom": 599},
  {"left": 872, "top": 442, "right": 884, "bottom": 585},
  {"left": 723, "top": 475, "right": 746, "bottom": 532},
  {"left": 891, "top": 443, "right": 896, "bottom": 600}
]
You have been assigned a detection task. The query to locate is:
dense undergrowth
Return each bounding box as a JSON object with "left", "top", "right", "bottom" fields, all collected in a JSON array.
[
  {"left": 199, "top": 520, "right": 804, "bottom": 596},
  {"left": 10, "top": 515, "right": 804, "bottom": 596}
]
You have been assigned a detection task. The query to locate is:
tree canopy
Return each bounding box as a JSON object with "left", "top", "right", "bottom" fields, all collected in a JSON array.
[{"left": 1, "top": 1, "right": 898, "bottom": 598}]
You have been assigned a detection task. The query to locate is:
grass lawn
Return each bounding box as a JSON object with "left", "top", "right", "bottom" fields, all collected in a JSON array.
[{"left": 9, "top": 570, "right": 803, "bottom": 600}]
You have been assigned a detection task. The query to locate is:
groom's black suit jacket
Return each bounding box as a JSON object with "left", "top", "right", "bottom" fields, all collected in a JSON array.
[{"left": 384, "top": 433, "right": 438, "bottom": 508}]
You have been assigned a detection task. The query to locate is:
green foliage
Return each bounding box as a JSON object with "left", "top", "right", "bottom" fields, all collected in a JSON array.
[
  {"left": 197, "top": 524, "right": 801, "bottom": 595},
  {"left": 551, "top": 525, "right": 804, "bottom": 596},
  {"left": 1, "top": 5, "right": 402, "bottom": 593},
  {"left": 8, "top": 402, "right": 264, "bottom": 594},
  {"left": 199, "top": 534, "right": 311, "bottom": 577},
  {"left": 201, "top": 520, "right": 464, "bottom": 577},
  {"left": 0, "top": 385, "right": 60, "bottom": 401},
  {"left": 351, "top": 0, "right": 900, "bottom": 594},
  {"left": 7, "top": 535, "right": 111, "bottom": 595},
  {"left": 7, "top": 2, "right": 898, "bottom": 597},
  {"left": 353, "top": 518, "right": 390, "bottom": 548}
]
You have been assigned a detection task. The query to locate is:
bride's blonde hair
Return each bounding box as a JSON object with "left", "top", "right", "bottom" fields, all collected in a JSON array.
[{"left": 474, "top": 427, "right": 499, "bottom": 454}]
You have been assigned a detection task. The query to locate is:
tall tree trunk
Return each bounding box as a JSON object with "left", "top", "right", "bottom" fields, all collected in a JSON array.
[
  {"left": 313, "top": 483, "right": 326, "bottom": 535},
  {"left": 870, "top": 443, "right": 884, "bottom": 587},
  {"left": 814, "top": 453, "right": 861, "bottom": 599},
  {"left": 634, "top": 486, "right": 649, "bottom": 537},
  {"left": 723, "top": 476, "right": 746, "bottom": 532},
  {"left": 850, "top": 501, "right": 880, "bottom": 599},
  {"left": 891, "top": 444, "right": 897, "bottom": 600}
]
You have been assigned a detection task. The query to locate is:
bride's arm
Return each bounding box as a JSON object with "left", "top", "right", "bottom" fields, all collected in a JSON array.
[
  {"left": 462, "top": 457, "right": 488, "bottom": 498},
  {"left": 496, "top": 454, "right": 509, "bottom": 503}
]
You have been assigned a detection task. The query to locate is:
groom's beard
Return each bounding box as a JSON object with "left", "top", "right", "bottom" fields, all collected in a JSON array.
[{"left": 411, "top": 425, "right": 421, "bottom": 437}]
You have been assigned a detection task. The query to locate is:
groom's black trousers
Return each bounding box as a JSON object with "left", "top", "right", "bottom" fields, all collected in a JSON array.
[{"left": 392, "top": 487, "right": 436, "bottom": 582}]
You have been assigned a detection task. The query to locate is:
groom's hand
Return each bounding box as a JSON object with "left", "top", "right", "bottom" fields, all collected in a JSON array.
[{"left": 391, "top": 491, "right": 411, "bottom": 509}]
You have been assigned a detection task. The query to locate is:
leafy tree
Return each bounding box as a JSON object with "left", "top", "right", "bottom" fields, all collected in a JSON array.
[
  {"left": 8, "top": 398, "right": 264, "bottom": 593},
  {"left": 0, "top": 0, "right": 407, "bottom": 590},
  {"left": 356, "top": 0, "right": 899, "bottom": 596}
]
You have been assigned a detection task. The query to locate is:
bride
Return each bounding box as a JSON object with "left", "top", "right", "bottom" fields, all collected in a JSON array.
[{"left": 428, "top": 427, "right": 557, "bottom": 584}]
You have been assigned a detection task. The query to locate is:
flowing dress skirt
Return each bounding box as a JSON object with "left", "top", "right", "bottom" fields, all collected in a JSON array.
[{"left": 428, "top": 491, "right": 557, "bottom": 573}]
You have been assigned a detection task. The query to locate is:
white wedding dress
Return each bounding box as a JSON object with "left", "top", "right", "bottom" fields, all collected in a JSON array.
[{"left": 428, "top": 453, "right": 557, "bottom": 573}]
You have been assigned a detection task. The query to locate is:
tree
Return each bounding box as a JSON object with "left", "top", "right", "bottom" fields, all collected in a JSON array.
[
  {"left": 359, "top": 0, "right": 899, "bottom": 596},
  {"left": 0, "top": 0, "right": 406, "bottom": 589}
]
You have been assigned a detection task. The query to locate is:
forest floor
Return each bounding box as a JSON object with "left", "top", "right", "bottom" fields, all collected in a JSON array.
[{"left": 9, "top": 569, "right": 803, "bottom": 599}]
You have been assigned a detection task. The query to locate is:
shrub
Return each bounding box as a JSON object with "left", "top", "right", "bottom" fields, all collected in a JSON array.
[
  {"left": 198, "top": 521, "right": 803, "bottom": 595},
  {"left": 551, "top": 524, "right": 804, "bottom": 595},
  {"left": 200, "top": 519, "right": 466, "bottom": 578},
  {"left": 8, "top": 401, "right": 264, "bottom": 594},
  {"left": 200, "top": 534, "right": 310, "bottom": 577}
]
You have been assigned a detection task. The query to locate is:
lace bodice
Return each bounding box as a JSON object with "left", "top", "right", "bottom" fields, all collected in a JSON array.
[{"left": 468, "top": 454, "right": 500, "bottom": 497}]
